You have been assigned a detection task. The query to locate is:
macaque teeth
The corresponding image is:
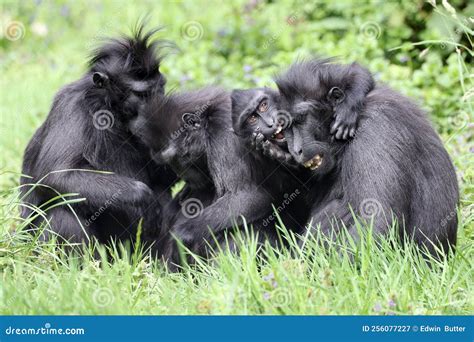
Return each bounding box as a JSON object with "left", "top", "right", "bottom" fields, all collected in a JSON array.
[
  {"left": 304, "top": 154, "right": 323, "bottom": 170},
  {"left": 272, "top": 127, "right": 286, "bottom": 141}
]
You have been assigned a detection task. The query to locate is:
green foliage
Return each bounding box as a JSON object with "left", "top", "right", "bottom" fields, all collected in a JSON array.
[{"left": 0, "top": 0, "right": 472, "bottom": 314}]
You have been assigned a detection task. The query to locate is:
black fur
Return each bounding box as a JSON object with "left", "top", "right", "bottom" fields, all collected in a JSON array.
[
  {"left": 277, "top": 59, "right": 374, "bottom": 140},
  {"left": 274, "top": 61, "right": 459, "bottom": 256},
  {"left": 131, "top": 87, "right": 308, "bottom": 265},
  {"left": 20, "top": 25, "right": 177, "bottom": 245},
  {"left": 231, "top": 87, "right": 296, "bottom": 164},
  {"left": 240, "top": 59, "right": 375, "bottom": 164}
]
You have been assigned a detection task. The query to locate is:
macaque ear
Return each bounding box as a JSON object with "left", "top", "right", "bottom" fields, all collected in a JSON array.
[
  {"left": 327, "top": 86, "right": 345, "bottom": 105},
  {"left": 92, "top": 72, "right": 109, "bottom": 88}
]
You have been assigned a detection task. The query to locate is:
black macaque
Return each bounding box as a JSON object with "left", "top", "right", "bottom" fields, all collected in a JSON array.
[
  {"left": 287, "top": 59, "right": 375, "bottom": 140},
  {"left": 274, "top": 60, "right": 459, "bottom": 257},
  {"left": 230, "top": 87, "right": 310, "bottom": 237},
  {"left": 246, "top": 59, "right": 375, "bottom": 163},
  {"left": 130, "top": 87, "right": 309, "bottom": 266},
  {"left": 20, "top": 25, "right": 177, "bottom": 246},
  {"left": 231, "top": 87, "right": 295, "bottom": 164}
]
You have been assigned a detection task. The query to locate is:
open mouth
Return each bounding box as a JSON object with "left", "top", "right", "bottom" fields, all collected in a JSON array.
[
  {"left": 303, "top": 154, "right": 323, "bottom": 170},
  {"left": 272, "top": 126, "right": 286, "bottom": 142}
]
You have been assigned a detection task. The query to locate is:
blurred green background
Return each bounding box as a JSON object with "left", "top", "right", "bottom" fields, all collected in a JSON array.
[
  {"left": 1, "top": 0, "right": 473, "bottom": 172},
  {"left": 0, "top": 0, "right": 473, "bottom": 314}
]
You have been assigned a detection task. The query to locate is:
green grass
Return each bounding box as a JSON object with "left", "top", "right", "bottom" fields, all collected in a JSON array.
[
  {"left": 1, "top": 221, "right": 473, "bottom": 315},
  {"left": 1, "top": 0, "right": 473, "bottom": 315}
]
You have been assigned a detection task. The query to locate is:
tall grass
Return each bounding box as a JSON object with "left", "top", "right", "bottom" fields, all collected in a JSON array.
[{"left": 0, "top": 203, "right": 472, "bottom": 314}]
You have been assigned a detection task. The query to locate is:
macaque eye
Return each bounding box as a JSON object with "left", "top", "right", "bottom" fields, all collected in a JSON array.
[
  {"left": 133, "top": 90, "right": 150, "bottom": 99},
  {"left": 247, "top": 114, "right": 258, "bottom": 125},
  {"left": 258, "top": 100, "right": 269, "bottom": 113}
]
